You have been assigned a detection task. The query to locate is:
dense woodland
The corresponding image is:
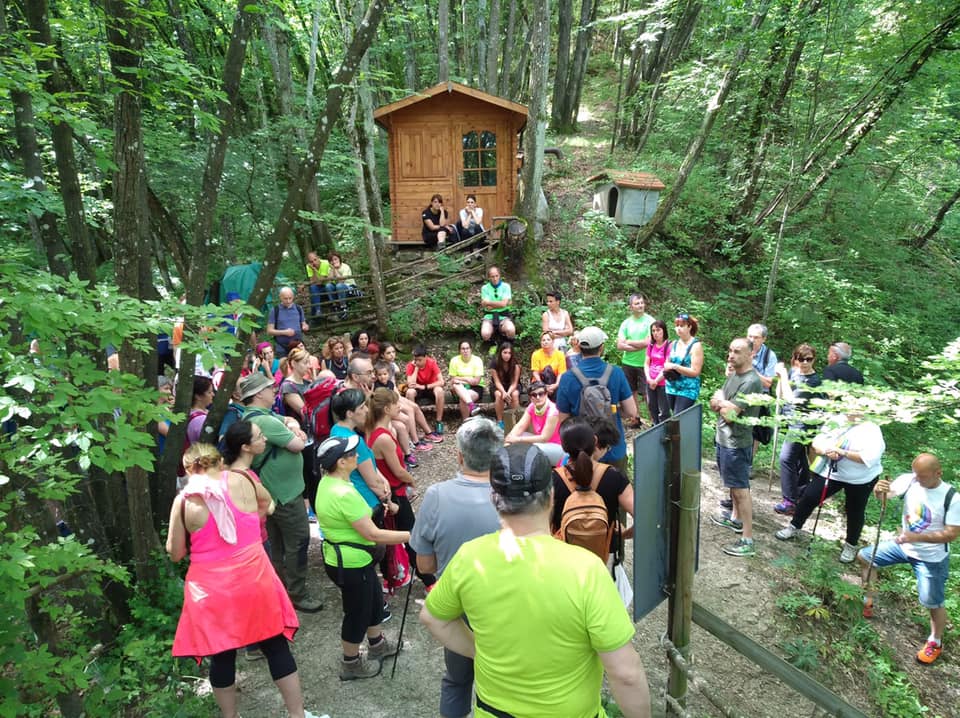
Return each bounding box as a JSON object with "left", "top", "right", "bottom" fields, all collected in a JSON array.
[{"left": 1, "top": 0, "right": 959, "bottom": 715}]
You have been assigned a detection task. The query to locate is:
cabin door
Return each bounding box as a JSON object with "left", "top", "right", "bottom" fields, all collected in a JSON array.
[{"left": 455, "top": 124, "right": 501, "bottom": 225}]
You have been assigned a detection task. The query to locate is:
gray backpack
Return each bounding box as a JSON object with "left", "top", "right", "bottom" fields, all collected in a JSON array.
[{"left": 570, "top": 364, "right": 615, "bottom": 418}]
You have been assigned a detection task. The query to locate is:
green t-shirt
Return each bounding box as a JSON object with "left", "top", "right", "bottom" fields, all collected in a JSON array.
[
  {"left": 315, "top": 475, "right": 375, "bottom": 568},
  {"left": 617, "top": 313, "right": 654, "bottom": 367},
  {"left": 242, "top": 406, "right": 304, "bottom": 505},
  {"left": 426, "top": 533, "right": 635, "bottom": 718},
  {"left": 481, "top": 281, "right": 512, "bottom": 321}
]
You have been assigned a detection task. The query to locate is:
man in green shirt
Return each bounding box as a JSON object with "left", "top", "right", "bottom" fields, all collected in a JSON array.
[
  {"left": 238, "top": 373, "right": 321, "bottom": 613},
  {"left": 616, "top": 294, "right": 654, "bottom": 425},
  {"left": 479, "top": 266, "right": 516, "bottom": 342},
  {"left": 420, "top": 444, "right": 651, "bottom": 718}
]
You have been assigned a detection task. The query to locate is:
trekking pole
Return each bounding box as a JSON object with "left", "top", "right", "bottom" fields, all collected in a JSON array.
[
  {"left": 807, "top": 459, "right": 837, "bottom": 552},
  {"left": 390, "top": 571, "right": 415, "bottom": 679},
  {"left": 864, "top": 492, "right": 888, "bottom": 589},
  {"left": 767, "top": 390, "right": 783, "bottom": 492}
]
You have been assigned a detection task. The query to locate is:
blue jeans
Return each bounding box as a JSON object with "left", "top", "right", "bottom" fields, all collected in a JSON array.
[
  {"left": 324, "top": 282, "right": 350, "bottom": 304},
  {"left": 860, "top": 541, "right": 949, "bottom": 608},
  {"left": 716, "top": 444, "right": 752, "bottom": 489},
  {"left": 308, "top": 284, "right": 324, "bottom": 316}
]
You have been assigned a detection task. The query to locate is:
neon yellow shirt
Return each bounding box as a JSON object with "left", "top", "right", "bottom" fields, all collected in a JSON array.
[{"left": 426, "top": 533, "right": 635, "bottom": 718}]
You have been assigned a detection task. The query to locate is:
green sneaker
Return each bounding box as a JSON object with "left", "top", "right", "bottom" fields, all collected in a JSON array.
[
  {"left": 710, "top": 512, "right": 743, "bottom": 533},
  {"left": 723, "top": 538, "right": 756, "bottom": 557}
]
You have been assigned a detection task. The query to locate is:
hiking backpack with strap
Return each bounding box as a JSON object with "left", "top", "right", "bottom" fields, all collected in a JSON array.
[
  {"left": 554, "top": 463, "right": 616, "bottom": 561},
  {"left": 569, "top": 363, "right": 615, "bottom": 419},
  {"left": 302, "top": 375, "right": 340, "bottom": 443}
]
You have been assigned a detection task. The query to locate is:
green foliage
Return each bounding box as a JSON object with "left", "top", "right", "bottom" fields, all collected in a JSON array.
[{"left": 781, "top": 637, "right": 821, "bottom": 672}]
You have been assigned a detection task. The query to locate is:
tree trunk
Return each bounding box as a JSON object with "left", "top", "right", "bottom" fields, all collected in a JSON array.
[
  {"left": 913, "top": 184, "right": 960, "bottom": 249},
  {"left": 351, "top": 0, "right": 385, "bottom": 232},
  {"left": 476, "top": 0, "right": 489, "bottom": 89},
  {"left": 517, "top": 0, "right": 550, "bottom": 249},
  {"left": 438, "top": 0, "right": 450, "bottom": 82},
  {"left": 400, "top": 0, "right": 419, "bottom": 90},
  {"left": 485, "top": 0, "right": 501, "bottom": 94},
  {"left": 561, "top": 0, "right": 598, "bottom": 130},
  {"left": 499, "top": 0, "right": 517, "bottom": 96},
  {"left": 104, "top": 0, "right": 161, "bottom": 583},
  {"left": 306, "top": 0, "right": 322, "bottom": 112},
  {"left": 551, "top": 0, "right": 573, "bottom": 129},
  {"left": 21, "top": 0, "right": 97, "bottom": 284},
  {"left": 636, "top": 1, "right": 771, "bottom": 248}
]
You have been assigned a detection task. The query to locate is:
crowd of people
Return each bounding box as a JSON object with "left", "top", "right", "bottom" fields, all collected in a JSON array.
[{"left": 160, "top": 258, "right": 956, "bottom": 718}]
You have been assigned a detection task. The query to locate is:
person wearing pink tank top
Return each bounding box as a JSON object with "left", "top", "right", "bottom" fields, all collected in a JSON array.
[{"left": 167, "top": 438, "right": 321, "bottom": 718}]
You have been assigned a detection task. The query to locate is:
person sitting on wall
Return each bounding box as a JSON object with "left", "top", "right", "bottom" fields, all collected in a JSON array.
[
  {"left": 480, "top": 266, "right": 516, "bottom": 342},
  {"left": 304, "top": 252, "right": 330, "bottom": 318},
  {"left": 457, "top": 194, "right": 485, "bottom": 243},
  {"left": 421, "top": 194, "right": 460, "bottom": 250},
  {"left": 326, "top": 251, "right": 360, "bottom": 320}
]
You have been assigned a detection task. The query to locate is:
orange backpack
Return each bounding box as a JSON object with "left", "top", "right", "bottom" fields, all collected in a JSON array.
[{"left": 554, "top": 463, "right": 615, "bottom": 561}]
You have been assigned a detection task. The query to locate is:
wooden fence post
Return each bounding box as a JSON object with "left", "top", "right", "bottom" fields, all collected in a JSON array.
[{"left": 667, "top": 469, "right": 700, "bottom": 713}]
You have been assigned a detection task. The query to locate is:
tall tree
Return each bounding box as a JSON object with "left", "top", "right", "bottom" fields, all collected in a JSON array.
[
  {"left": 517, "top": 0, "right": 550, "bottom": 245},
  {"left": 438, "top": 0, "right": 450, "bottom": 81}
]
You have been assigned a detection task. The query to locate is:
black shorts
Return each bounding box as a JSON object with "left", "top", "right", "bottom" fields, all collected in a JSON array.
[{"left": 623, "top": 365, "right": 645, "bottom": 394}]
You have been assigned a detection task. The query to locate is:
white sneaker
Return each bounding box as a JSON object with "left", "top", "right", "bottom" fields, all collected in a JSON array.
[
  {"left": 775, "top": 524, "right": 799, "bottom": 540},
  {"left": 839, "top": 542, "right": 858, "bottom": 563},
  {"left": 304, "top": 712, "right": 331, "bottom": 718}
]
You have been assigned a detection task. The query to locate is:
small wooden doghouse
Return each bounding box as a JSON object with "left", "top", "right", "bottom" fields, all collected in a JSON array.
[
  {"left": 588, "top": 170, "right": 665, "bottom": 227},
  {"left": 374, "top": 82, "right": 528, "bottom": 245}
]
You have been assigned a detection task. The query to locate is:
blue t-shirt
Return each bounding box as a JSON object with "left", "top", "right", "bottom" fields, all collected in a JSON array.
[
  {"left": 556, "top": 356, "right": 632, "bottom": 461},
  {"left": 330, "top": 424, "right": 379, "bottom": 507}
]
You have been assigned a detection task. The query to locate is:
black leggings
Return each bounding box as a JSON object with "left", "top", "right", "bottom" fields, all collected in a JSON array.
[
  {"left": 208, "top": 634, "right": 297, "bottom": 688},
  {"left": 324, "top": 561, "right": 383, "bottom": 643},
  {"left": 668, "top": 394, "right": 696, "bottom": 414},
  {"left": 790, "top": 472, "right": 878, "bottom": 545}
]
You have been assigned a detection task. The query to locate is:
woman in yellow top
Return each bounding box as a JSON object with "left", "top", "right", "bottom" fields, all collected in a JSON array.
[{"left": 530, "top": 332, "right": 566, "bottom": 397}]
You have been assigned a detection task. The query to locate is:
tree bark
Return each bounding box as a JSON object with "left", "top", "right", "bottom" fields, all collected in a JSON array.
[
  {"left": 551, "top": 0, "right": 573, "bottom": 129},
  {"left": 485, "top": 0, "right": 501, "bottom": 94},
  {"left": 499, "top": 0, "right": 517, "bottom": 96},
  {"left": 636, "top": 1, "right": 771, "bottom": 248},
  {"left": 438, "top": 0, "right": 450, "bottom": 82},
  {"left": 561, "top": 0, "right": 598, "bottom": 130},
  {"left": 517, "top": 0, "right": 550, "bottom": 248},
  {"left": 913, "top": 184, "right": 960, "bottom": 249},
  {"left": 306, "top": 0, "right": 322, "bottom": 112}
]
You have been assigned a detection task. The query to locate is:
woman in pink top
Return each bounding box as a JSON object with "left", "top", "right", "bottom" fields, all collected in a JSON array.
[
  {"left": 504, "top": 381, "right": 565, "bottom": 465},
  {"left": 167, "top": 442, "right": 318, "bottom": 718},
  {"left": 644, "top": 319, "right": 671, "bottom": 425}
]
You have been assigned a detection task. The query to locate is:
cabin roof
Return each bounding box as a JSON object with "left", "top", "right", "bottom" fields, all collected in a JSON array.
[
  {"left": 373, "top": 82, "right": 528, "bottom": 126},
  {"left": 586, "top": 170, "right": 665, "bottom": 191}
]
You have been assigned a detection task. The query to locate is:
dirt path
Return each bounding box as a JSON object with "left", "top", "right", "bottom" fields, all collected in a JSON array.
[{"left": 233, "top": 425, "right": 955, "bottom": 717}]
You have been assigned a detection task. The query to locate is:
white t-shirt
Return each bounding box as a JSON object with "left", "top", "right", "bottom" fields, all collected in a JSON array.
[
  {"left": 810, "top": 421, "right": 884, "bottom": 485},
  {"left": 890, "top": 472, "right": 960, "bottom": 562}
]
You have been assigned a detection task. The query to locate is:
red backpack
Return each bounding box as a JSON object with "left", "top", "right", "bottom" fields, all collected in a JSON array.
[
  {"left": 301, "top": 376, "right": 340, "bottom": 442},
  {"left": 381, "top": 511, "right": 412, "bottom": 594}
]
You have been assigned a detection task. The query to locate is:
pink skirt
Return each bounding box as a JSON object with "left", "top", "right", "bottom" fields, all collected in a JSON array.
[{"left": 172, "top": 542, "right": 298, "bottom": 660}]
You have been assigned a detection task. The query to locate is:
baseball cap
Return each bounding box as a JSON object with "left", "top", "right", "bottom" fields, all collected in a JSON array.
[
  {"left": 238, "top": 373, "right": 275, "bottom": 400},
  {"left": 316, "top": 434, "right": 360, "bottom": 471},
  {"left": 490, "top": 444, "right": 553, "bottom": 499},
  {"left": 577, "top": 326, "right": 607, "bottom": 350}
]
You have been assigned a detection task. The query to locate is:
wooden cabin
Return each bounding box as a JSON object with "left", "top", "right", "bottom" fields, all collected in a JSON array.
[
  {"left": 588, "top": 170, "right": 665, "bottom": 226},
  {"left": 374, "top": 82, "right": 528, "bottom": 245}
]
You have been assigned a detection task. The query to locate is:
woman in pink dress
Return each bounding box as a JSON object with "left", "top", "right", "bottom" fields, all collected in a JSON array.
[{"left": 167, "top": 441, "right": 318, "bottom": 718}]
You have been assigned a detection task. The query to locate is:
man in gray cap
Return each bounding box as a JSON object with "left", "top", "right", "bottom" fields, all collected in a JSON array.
[
  {"left": 556, "top": 326, "right": 637, "bottom": 474},
  {"left": 420, "top": 443, "right": 651, "bottom": 718},
  {"left": 238, "top": 373, "right": 321, "bottom": 613},
  {"left": 410, "top": 418, "right": 503, "bottom": 718}
]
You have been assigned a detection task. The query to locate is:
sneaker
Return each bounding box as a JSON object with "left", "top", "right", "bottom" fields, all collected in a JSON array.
[
  {"left": 774, "top": 499, "right": 796, "bottom": 515},
  {"left": 497, "top": 420, "right": 505, "bottom": 430},
  {"left": 293, "top": 596, "right": 323, "bottom": 613},
  {"left": 722, "top": 538, "right": 756, "bottom": 557},
  {"left": 710, "top": 512, "right": 743, "bottom": 533},
  {"left": 775, "top": 524, "right": 799, "bottom": 540},
  {"left": 415, "top": 440, "right": 433, "bottom": 452},
  {"left": 303, "top": 711, "right": 329, "bottom": 718},
  {"left": 862, "top": 596, "right": 874, "bottom": 619},
  {"left": 307, "top": 508, "right": 317, "bottom": 523},
  {"left": 368, "top": 635, "right": 399, "bottom": 660},
  {"left": 839, "top": 542, "right": 858, "bottom": 563},
  {"left": 469, "top": 402, "right": 482, "bottom": 417},
  {"left": 405, "top": 453, "right": 419, "bottom": 468},
  {"left": 381, "top": 603, "right": 392, "bottom": 623},
  {"left": 916, "top": 640, "right": 942, "bottom": 665},
  {"left": 339, "top": 656, "right": 382, "bottom": 680},
  {"left": 245, "top": 647, "right": 265, "bottom": 661},
  {"left": 719, "top": 498, "right": 733, "bottom": 510},
  {"left": 425, "top": 432, "right": 444, "bottom": 443}
]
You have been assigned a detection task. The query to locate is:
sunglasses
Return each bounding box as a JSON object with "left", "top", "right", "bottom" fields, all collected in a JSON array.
[
  {"left": 530, "top": 390, "right": 547, "bottom": 398},
  {"left": 796, "top": 356, "right": 814, "bottom": 362},
  {"left": 676, "top": 313, "right": 690, "bottom": 320}
]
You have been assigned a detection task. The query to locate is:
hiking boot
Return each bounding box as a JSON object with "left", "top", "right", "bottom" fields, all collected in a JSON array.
[
  {"left": 368, "top": 636, "right": 399, "bottom": 660},
  {"left": 719, "top": 498, "right": 733, "bottom": 510},
  {"left": 916, "top": 640, "right": 942, "bottom": 665},
  {"left": 722, "top": 538, "right": 756, "bottom": 557},
  {"left": 339, "top": 656, "right": 382, "bottom": 680},
  {"left": 775, "top": 524, "right": 799, "bottom": 540},
  {"left": 774, "top": 499, "right": 796, "bottom": 515},
  {"left": 425, "top": 431, "right": 444, "bottom": 443},
  {"left": 710, "top": 512, "right": 743, "bottom": 533},
  {"left": 293, "top": 596, "right": 323, "bottom": 613},
  {"left": 862, "top": 596, "right": 875, "bottom": 619},
  {"left": 839, "top": 542, "right": 858, "bottom": 564}
]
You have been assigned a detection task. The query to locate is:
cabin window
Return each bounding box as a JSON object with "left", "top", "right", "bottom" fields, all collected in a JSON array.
[{"left": 462, "top": 130, "right": 497, "bottom": 187}]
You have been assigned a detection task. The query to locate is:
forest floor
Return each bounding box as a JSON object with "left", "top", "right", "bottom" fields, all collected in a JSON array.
[{"left": 232, "top": 417, "right": 959, "bottom": 717}]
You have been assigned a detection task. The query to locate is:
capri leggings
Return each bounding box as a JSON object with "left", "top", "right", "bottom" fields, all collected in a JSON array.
[{"left": 208, "top": 633, "right": 297, "bottom": 688}]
